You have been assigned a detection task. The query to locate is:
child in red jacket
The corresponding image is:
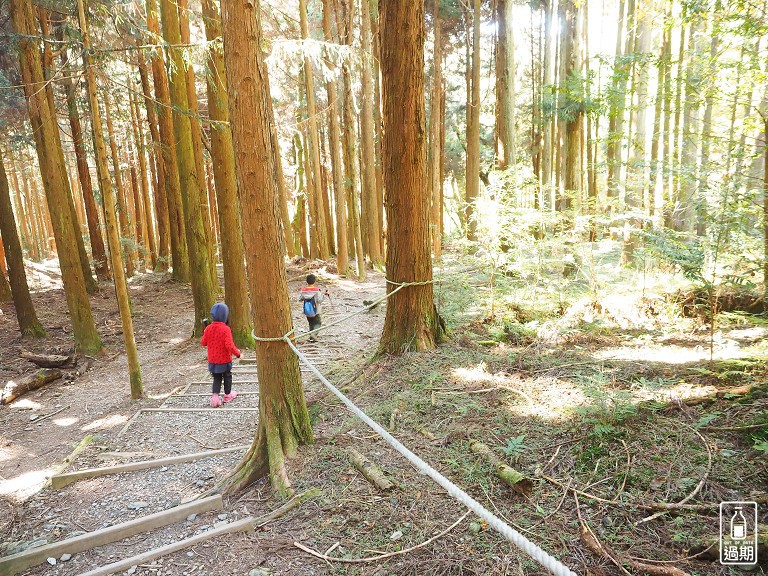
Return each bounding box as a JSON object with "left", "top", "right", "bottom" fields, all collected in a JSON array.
[{"left": 201, "top": 302, "right": 241, "bottom": 407}]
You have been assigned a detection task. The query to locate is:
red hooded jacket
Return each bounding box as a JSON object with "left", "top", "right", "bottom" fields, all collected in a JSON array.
[{"left": 201, "top": 322, "right": 241, "bottom": 364}]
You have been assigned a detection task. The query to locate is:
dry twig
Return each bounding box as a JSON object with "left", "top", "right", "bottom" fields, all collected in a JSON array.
[{"left": 294, "top": 511, "right": 470, "bottom": 563}]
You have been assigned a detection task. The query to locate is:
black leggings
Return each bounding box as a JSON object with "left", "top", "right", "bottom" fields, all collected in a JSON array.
[
  {"left": 308, "top": 315, "right": 321, "bottom": 331},
  {"left": 212, "top": 370, "right": 233, "bottom": 395}
]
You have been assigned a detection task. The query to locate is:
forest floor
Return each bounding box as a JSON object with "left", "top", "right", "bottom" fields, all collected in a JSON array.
[{"left": 1, "top": 245, "right": 767, "bottom": 576}]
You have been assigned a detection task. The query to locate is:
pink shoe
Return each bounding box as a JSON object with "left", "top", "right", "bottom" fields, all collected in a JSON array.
[
  {"left": 223, "top": 391, "right": 237, "bottom": 403},
  {"left": 210, "top": 393, "right": 222, "bottom": 408}
]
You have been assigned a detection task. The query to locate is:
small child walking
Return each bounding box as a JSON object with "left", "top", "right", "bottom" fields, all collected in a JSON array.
[
  {"left": 201, "top": 302, "right": 241, "bottom": 407},
  {"left": 299, "top": 274, "right": 328, "bottom": 342}
]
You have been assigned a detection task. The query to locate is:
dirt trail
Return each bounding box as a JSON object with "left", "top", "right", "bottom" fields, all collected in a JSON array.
[{"left": 0, "top": 266, "right": 388, "bottom": 576}]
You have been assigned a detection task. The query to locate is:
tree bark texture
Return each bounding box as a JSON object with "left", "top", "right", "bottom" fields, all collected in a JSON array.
[
  {"left": 146, "top": 0, "right": 189, "bottom": 281},
  {"left": 494, "top": 0, "right": 516, "bottom": 170},
  {"left": 220, "top": 0, "right": 313, "bottom": 495},
  {"left": 201, "top": 0, "right": 254, "bottom": 348},
  {"left": 160, "top": 0, "right": 216, "bottom": 335},
  {"left": 57, "top": 36, "right": 110, "bottom": 281},
  {"left": 78, "top": 0, "right": 143, "bottom": 398},
  {"left": 9, "top": 0, "right": 102, "bottom": 353},
  {"left": 360, "top": 0, "right": 382, "bottom": 264},
  {"left": 136, "top": 47, "right": 171, "bottom": 272},
  {"left": 378, "top": 0, "right": 444, "bottom": 354}
]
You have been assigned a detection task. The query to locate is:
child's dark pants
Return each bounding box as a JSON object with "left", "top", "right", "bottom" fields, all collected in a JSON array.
[
  {"left": 307, "top": 315, "right": 322, "bottom": 332},
  {"left": 212, "top": 370, "right": 233, "bottom": 395}
]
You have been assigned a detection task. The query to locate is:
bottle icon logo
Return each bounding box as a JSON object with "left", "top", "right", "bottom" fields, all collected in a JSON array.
[
  {"left": 720, "top": 501, "right": 758, "bottom": 565},
  {"left": 730, "top": 507, "right": 746, "bottom": 540}
]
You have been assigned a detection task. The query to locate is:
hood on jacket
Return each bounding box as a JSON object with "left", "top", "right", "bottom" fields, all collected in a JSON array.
[{"left": 210, "top": 302, "right": 229, "bottom": 323}]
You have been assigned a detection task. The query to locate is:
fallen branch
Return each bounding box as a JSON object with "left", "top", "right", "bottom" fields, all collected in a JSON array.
[
  {"left": 348, "top": 448, "right": 393, "bottom": 491},
  {"left": 294, "top": 511, "right": 470, "bottom": 564},
  {"left": 469, "top": 439, "right": 531, "bottom": 495},
  {"left": 34, "top": 405, "right": 69, "bottom": 424},
  {"left": 702, "top": 422, "right": 768, "bottom": 432},
  {"left": 43, "top": 435, "right": 95, "bottom": 487},
  {"left": 577, "top": 494, "right": 690, "bottom": 576},
  {"left": 19, "top": 350, "right": 76, "bottom": 369},
  {"left": 1, "top": 369, "right": 62, "bottom": 405}
]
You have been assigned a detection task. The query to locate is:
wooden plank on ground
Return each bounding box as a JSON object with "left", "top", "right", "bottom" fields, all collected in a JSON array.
[
  {"left": 50, "top": 446, "right": 250, "bottom": 489},
  {"left": 76, "top": 488, "right": 322, "bottom": 576},
  {"left": 0, "top": 496, "right": 223, "bottom": 576},
  {"left": 76, "top": 517, "right": 256, "bottom": 576}
]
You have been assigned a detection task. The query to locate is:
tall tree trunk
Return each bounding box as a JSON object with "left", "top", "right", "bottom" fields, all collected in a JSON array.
[
  {"left": 37, "top": 7, "right": 98, "bottom": 296},
  {"left": 129, "top": 81, "right": 157, "bottom": 269},
  {"left": 583, "top": 0, "right": 596, "bottom": 233},
  {"left": 177, "top": 0, "right": 218, "bottom": 289},
  {"left": 78, "top": 0, "right": 142, "bottom": 398},
  {"left": 6, "top": 148, "right": 33, "bottom": 258},
  {"left": 495, "top": 0, "right": 516, "bottom": 170},
  {"left": 541, "top": 0, "right": 555, "bottom": 202},
  {"left": 201, "top": 0, "right": 255, "bottom": 349},
  {"left": 136, "top": 48, "right": 171, "bottom": 272},
  {"left": 0, "top": 152, "right": 43, "bottom": 337},
  {"left": 560, "top": 0, "right": 582, "bottom": 211},
  {"left": 650, "top": 0, "right": 671, "bottom": 225},
  {"left": 378, "top": 0, "right": 444, "bottom": 354},
  {"left": 764, "top": 116, "right": 768, "bottom": 293},
  {"left": 322, "top": 0, "right": 349, "bottom": 277},
  {"left": 127, "top": 146, "right": 148, "bottom": 270},
  {"left": 160, "top": 0, "right": 217, "bottom": 335},
  {"left": 0, "top": 241, "right": 11, "bottom": 302},
  {"left": 219, "top": 0, "right": 313, "bottom": 495},
  {"left": 465, "top": 0, "right": 481, "bottom": 240},
  {"left": 9, "top": 0, "right": 102, "bottom": 353},
  {"left": 668, "top": 22, "right": 687, "bottom": 227},
  {"left": 104, "top": 94, "right": 137, "bottom": 277},
  {"left": 20, "top": 159, "right": 42, "bottom": 261},
  {"left": 628, "top": 9, "right": 650, "bottom": 211},
  {"left": 360, "top": 0, "right": 382, "bottom": 264},
  {"left": 370, "top": 2, "right": 385, "bottom": 256},
  {"left": 57, "top": 36, "right": 110, "bottom": 281},
  {"left": 697, "top": 20, "right": 719, "bottom": 237},
  {"left": 675, "top": 18, "right": 702, "bottom": 232},
  {"left": 340, "top": 0, "right": 366, "bottom": 280},
  {"left": 606, "top": 0, "right": 627, "bottom": 201},
  {"left": 146, "top": 0, "right": 189, "bottom": 281},
  {"left": 29, "top": 169, "right": 49, "bottom": 257},
  {"left": 429, "top": 0, "right": 443, "bottom": 258},
  {"left": 293, "top": 132, "right": 310, "bottom": 258},
  {"left": 299, "top": 0, "right": 331, "bottom": 261}
]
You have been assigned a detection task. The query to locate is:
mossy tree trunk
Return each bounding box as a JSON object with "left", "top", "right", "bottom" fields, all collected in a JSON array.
[
  {"left": 220, "top": 0, "right": 313, "bottom": 495},
  {"left": 57, "top": 31, "right": 110, "bottom": 281},
  {"left": 177, "top": 0, "right": 218, "bottom": 290},
  {"left": 160, "top": 0, "right": 216, "bottom": 336},
  {"left": 136, "top": 48, "right": 170, "bottom": 272},
  {"left": 10, "top": 0, "right": 102, "bottom": 353},
  {"left": 146, "top": 0, "right": 189, "bottom": 281},
  {"left": 201, "top": 0, "right": 254, "bottom": 349},
  {"left": 36, "top": 7, "right": 98, "bottom": 296},
  {"left": 129, "top": 82, "right": 157, "bottom": 270},
  {"left": 78, "top": 0, "right": 143, "bottom": 399},
  {"left": 104, "top": 93, "right": 137, "bottom": 278},
  {"left": 378, "top": 0, "right": 444, "bottom": 354},
  {"left": 322, "top": 0, "right": 348, "bottom": 276}
]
